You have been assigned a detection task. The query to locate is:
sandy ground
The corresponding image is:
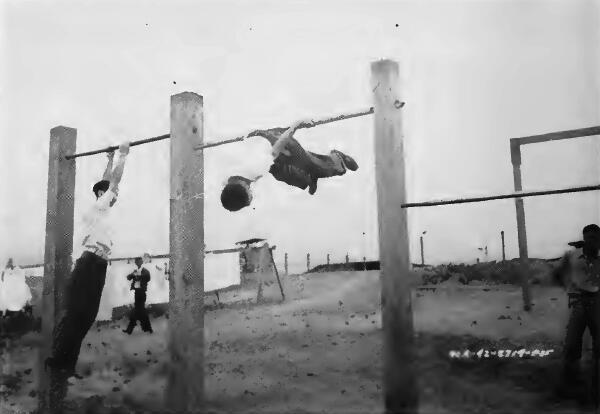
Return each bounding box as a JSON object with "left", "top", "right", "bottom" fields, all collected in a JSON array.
[{"left": 0, "top": 270, "right": 596, "bottom": 413}]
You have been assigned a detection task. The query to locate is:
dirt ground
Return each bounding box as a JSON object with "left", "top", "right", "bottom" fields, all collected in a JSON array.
[{"left": 0, "top": 270, "right": 596, "bottom": 413}]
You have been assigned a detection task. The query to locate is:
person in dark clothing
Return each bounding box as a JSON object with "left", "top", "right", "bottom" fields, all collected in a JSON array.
[
  {"left": 220, "top": 119, "right": 358, "bottom": 212},
  {"left": 123, "top": 257, "right": 153, "bottom": 334},
  {"left": 554, "top": 224, "right": 600, "bottom": 399},
  {"left": 44, "top": 142, "right": 130, "bottom": 382}
]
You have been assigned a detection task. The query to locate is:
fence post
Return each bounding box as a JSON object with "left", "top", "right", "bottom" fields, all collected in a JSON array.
[{"left": 501, "top": 231, "right": 506, "bottom": 261}]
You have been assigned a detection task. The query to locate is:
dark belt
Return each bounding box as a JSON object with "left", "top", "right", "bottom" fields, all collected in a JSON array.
[
  {"left": 568, "top": 291, "right": 600, "bottom": 308},
  {"left": 569, "top": 290, "right": 599, "bottom": 298}
]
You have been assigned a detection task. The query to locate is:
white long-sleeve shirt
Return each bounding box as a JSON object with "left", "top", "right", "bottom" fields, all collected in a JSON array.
[{"left": 75, "top": 189, "right": 118, "bottom": 260}]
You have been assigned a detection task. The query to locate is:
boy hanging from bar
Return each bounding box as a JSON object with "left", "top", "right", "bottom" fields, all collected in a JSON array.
[
  {"left": 45, "top": 141, "right": 130, "bottom": 380},
  {"left": 220, "top": 118, "right": 359, "bottom": 212}
]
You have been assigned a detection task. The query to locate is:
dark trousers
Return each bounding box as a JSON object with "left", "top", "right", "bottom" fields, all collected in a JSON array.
[
  {"left": 49, "top": 251, "right": 107, "bottom": 372},
  {"left": 269, "top": 137, "right": 346, "bottom": 190},
  {"left": 564, "top": 293, "right": 600, "bottom": 362},
  {"left": 125, "top": 290, "right": 152, "bottom": 332}
]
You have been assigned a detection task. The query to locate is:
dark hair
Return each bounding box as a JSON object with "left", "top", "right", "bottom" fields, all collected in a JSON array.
[
  {"left": 92, "top": 180, "right": 110, "bottom": 197},
  {"left": 583, "top": 224, "right": 600, "bottom": 235},
  {"left": 221, "top": 183, "right": 251, "bottom": 212},
  {"left": 134, "top": 257, "right": 142, "bottom": 261}
]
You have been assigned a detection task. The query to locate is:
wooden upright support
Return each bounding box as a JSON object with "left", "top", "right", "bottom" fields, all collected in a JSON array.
[
  {"left": 38, "top": 126, "right": 77, "bottom": 413},
  {"left": 166, "top": 92, "right": 205, "bottom": 411},
  {"left": 511, "top": 141, "right": 532, "bottom": 311},
  {"left": 511, "top": 141, "right": 528, "bottom": 261},
  {"left": 371, "top": 59, "right": 419, "bottom": 413}
]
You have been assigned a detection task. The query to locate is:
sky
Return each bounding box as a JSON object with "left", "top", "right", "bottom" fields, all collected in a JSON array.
[{"left": 1, "top": 0, "right": 599, "bottom": 273}]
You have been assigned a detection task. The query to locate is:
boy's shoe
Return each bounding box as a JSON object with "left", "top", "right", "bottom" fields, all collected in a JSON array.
[{"left": 332, "top": 150, "right": 358, "bottom": 171}]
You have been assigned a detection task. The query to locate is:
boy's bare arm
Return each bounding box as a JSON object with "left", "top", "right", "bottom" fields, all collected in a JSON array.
[
  {"left": 102, "top": 152, "right": 115, "bottom": 181},
  {"left": 271, "top": 119, "right": 316, "bottom": 159},
  {"left": 246, "top": 128, "right": 286, "bottom": 146},
  {"left": 109, "top": 142, "right": 130, "bottom": 193}
]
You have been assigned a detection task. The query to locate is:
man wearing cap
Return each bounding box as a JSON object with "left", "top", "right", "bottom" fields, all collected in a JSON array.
[
  {"left": 45, "top": 141, "right": 130, "bottom": 379},
  {"left": 554, "top": 224, "right": 600, "bottom": 398},
  {"left": 123, "top": 256, "right": 153, "bottom": 334}
]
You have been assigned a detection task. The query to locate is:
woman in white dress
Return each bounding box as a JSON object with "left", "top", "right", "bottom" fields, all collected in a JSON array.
[{"left": 1, "top": 258, "right": 32, "bottom": 315}]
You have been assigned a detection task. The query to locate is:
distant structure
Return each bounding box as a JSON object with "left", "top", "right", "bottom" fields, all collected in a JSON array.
[{"left": 236, "top": 238, "right": 284, "bottom": 302}]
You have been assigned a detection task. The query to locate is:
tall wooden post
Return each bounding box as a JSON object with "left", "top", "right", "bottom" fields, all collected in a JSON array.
[
  {"left": 363, "top": 256, "right": 367, "bottom": 271},
  {"left": 501, "top": 231, "right": 506, "bottom": 261},
  {"left": 419, "top": 236, "right": 424, "bottom": 266},
  {"left": 372, "top": 59, "right": 418, "bottom": 413},
  {"left": 511, "top": 141, "right": 528, "bottom": 260},
  {"left": 511, "top": 141, "right": 532, "bottom": 311},
  {"left": 38, "top": 126, "right": 77, "bottom": 413},
  {"left": 306, "top": 253, "right": 310, "bottom": 272},
  {"left": 346, "top": 253, "right": 349, "bottom": 264},
  {"left": 327, "top": 253, "right": 330, "bottom": 267},
  {"left": 284, "top": 253, "right": 288, "bottom": 275},
  {"left": 166, "top": 92, "right": 205, "bottom": 411}
]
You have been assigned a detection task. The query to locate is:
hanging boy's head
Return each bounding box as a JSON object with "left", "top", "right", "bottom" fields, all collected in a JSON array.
[
  {"left": 221, "top": 179, "right": 252, "bottom": 212},
  {"left": 134, "top": 257, "right": 143, "bottom": 267},
  {"left": 92, "top": 180, "right": 110, "bottom": 198}
]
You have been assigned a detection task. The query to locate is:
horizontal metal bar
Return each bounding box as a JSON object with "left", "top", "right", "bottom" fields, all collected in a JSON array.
[
  {"left": 401, "top": 184, "right": 600, "bottom": 208},
  {"left": 195, "top": 106, "right": 382, "bottom": 151},
  {"left": 65, "top": 134, "right": 171, "bottom": 160},
  {"left": 511, "top": 126, "right": 600, "bottom": 146},
  {"left": 18, "top": 248, "right": 244, "bottom": 269},
  {"left": 63, "top": 104, "right": 394, "bottom": 159}
]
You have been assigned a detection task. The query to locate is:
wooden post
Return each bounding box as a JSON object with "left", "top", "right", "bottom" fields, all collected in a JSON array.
[
  {"left": 284, "top": 252, "right": 288, "bottom": 275},
  {"left": 306, "top": 253, "right": 310, "bottom": 272},
  {"left": 166, "top": 92, "right": 205, "bottom": 411},
  {"left": 420, "top": 236, "right": 424, "bottom": 266},
  {"left": 511, "top": 141, "right": 532, "bottom": 311},
  {"left": 372, "top": 59, "right": 418, "bottom": 413},
  {"left": 501, "top": 231, "right": 506, "bottom": 261},
  {"left": 38, "top": 126, "right": 77, "bottom": 413},
  {"left": 327, "top": 253, "right": 330, "bottom": 267},
  {"left": 363, "top": 256, "right": 367, "bottom": 271},
  {"left": 269, "top": 250, "right": 285, "bottom": 301},
  {"left": 346, "top": 253, "right": 349, "bottom": 264}
]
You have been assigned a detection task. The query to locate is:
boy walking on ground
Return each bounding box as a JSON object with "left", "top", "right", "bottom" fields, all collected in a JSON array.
[{"left": 123, "top": 257, "right": 153, "bottom": 334}]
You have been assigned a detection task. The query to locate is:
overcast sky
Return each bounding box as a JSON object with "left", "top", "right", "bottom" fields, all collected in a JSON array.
[{"left": 1, "top": 0, "right": 599, "bottom": 271}]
